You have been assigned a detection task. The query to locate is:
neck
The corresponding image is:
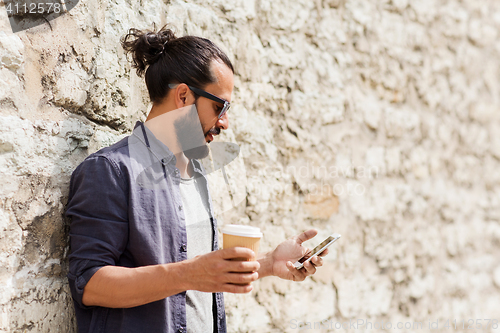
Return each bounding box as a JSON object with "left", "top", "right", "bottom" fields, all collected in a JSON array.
[
  {"left": 176, "top": 153, "right": 193, "bottom": 179},
  {"left": 146, "top": 101, "right": 176, "bottom": 122},
  {"left": 145, "top": 102, "right": 197, "bottom": 179}
]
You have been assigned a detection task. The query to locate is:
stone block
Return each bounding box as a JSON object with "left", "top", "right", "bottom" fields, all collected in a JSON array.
[
  {"left": 384, "top": 107, "right": 420, "bottom": 139},
  {"left": 0, "top": 32, "right": 24, "bottom": 72}
]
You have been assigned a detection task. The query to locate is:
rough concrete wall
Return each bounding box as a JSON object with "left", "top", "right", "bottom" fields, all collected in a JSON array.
[{"left": 1, "top": 0, "right": 500, "bottom": 332}]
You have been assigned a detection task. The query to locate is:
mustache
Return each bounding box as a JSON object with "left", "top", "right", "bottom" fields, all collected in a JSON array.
[{"left": 206, "top": 127, "right": 221, "bottom": 136}]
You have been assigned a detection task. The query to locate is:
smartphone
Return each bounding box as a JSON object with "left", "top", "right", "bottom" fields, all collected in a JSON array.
[{"left": 293, "top": 233, "right": 341, "bottom": 269}]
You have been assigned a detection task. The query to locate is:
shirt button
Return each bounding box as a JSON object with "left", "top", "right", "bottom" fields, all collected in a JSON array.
[
  {"left": 178, "top": 328, "right": 185, "bottom": 333},
  {"left": 178, "top": 205, "right": 183, "bottom": 211},
  {"left": 161, "top": 158, "right": 168, "bottom": 165},
  {"left": 180, "top": 244, "right": 187, "bottom": 252}
]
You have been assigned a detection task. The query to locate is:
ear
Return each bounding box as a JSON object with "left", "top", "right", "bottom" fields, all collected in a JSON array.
[{"left": 173, "top": 84, "right": 196, "bottom": 109}]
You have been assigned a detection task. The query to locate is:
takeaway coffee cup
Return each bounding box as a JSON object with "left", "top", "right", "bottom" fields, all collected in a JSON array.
[{"left": 222, "top": 225, "right": 262, "bottom": 260}]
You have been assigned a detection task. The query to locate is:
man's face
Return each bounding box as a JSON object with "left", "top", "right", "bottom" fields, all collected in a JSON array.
[{"left": 194, "top": 60, "right": 234, "bottom": 144}]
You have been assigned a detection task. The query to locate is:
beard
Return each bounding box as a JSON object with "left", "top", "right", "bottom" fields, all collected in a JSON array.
[
  {"left": 183, "top": 144, "right": 209, "bottom": 159},
  {"left": 205, "top": 126, "right": 221, "bottom": 143},
  {"left": 173, "top": 104, "right": 210, "bottom": 160}
]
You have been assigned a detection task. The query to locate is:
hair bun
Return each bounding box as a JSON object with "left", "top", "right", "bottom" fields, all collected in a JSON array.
[
  {"left": 145, "top": 28, "right": 176, "bottom": 55},
  {"left": 121, "top": 24, "right": 177, "bottom": 77}
]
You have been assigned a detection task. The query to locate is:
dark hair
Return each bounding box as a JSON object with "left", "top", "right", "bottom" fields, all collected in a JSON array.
[{"left": 121, "top": 24, "right": 234, "bottom": 104}]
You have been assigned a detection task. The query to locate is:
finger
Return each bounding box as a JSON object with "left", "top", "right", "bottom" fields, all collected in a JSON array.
[
  {"left": 303, "top": 260, "right": 317, "bottom": 275},
  {"left": 310, "top": 255, "right": 323, "bottom": 267},
  {"left": 226, "top": 271, "right": 259, "bottom": 284},
  {"left": 286, "top": 261, "right": 307, "bottom": 281},
  {"left": 294, "top": 229, "right": 318, "bottom": 245},
  {"left": 223, "top": 283, "right": 253, "bottom": 294},
  {"left": 226, "top": 260, "right": 260, "bottom": 273},
  {"left": 219, "top": 247, "right": 256, "bottom": 260}
]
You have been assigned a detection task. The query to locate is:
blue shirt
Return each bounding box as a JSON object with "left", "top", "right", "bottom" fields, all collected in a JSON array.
[{"left": 66, "top": 121, "right": 226, "bottom": 333}]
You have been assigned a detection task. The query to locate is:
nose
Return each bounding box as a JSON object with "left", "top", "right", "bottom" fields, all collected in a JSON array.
[{"left": 216, "top": 112, "right": 229, "bottom": 130}]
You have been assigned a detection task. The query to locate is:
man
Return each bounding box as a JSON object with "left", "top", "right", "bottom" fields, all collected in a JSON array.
[{"left": 66, "top": 25, "right": 327, "bottom": 333}]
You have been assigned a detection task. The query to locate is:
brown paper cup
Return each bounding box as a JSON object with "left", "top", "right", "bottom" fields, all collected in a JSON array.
[
  {"left": 222, "top": 225, "right": 262, "bottom": 286},
  {"left": 223, "top": 234, "right": 261, "bottom": 260}
]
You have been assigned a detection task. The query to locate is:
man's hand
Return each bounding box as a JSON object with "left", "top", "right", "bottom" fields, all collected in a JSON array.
[
  {"left": 183, "top": 247, "right": 260, "bottom": 293},
  {"left": 259, "top": 229, "right": 328, "bottom": 281}
]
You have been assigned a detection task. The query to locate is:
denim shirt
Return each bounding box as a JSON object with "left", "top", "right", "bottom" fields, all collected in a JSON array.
[{"left": 66, "top": 121, "right": 226, "bottom": 333}]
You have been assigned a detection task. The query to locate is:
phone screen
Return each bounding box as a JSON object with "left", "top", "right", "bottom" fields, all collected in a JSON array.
[
  {"left": 298, "top": 236, "right": 336, "bottom": 263},
  {"left": 294, "top": 233, "right": 341, "bottom": 269}
]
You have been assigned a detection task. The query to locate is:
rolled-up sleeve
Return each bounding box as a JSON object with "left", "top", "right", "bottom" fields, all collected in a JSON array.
[{"left": 66, "top": 155, "right": 129, "bottom": 309}]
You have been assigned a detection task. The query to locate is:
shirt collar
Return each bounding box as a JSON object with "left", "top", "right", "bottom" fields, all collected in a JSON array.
[{"left": 133, "top": 121, "right": 206, "bottom": 177}]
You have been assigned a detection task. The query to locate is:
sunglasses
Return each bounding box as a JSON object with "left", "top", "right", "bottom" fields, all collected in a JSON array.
[{"left": 168, "top": 83, "right": 230, "bottom": 119}]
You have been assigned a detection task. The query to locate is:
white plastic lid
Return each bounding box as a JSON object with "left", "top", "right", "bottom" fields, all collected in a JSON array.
[{"left": 221, "top": 225, "right": 262, "bottom": 238}]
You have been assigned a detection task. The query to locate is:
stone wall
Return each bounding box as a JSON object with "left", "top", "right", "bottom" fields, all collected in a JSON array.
[{"left": 1, "top": 0, "right": 500, "bottom": 332}]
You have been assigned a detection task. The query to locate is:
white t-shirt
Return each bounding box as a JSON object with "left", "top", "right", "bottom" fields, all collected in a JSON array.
[{"left": 179, "top": 174, "right": 214, "bottom": 333}]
